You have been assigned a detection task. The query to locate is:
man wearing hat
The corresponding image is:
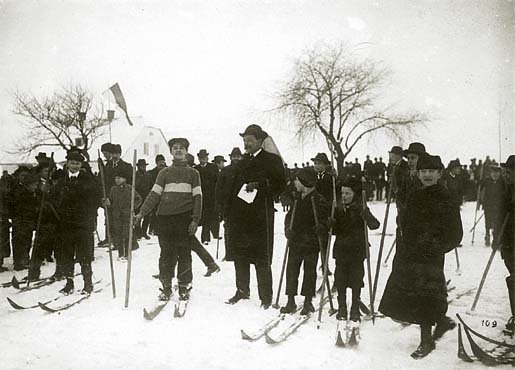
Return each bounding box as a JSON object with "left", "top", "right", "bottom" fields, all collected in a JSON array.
[
  {"left": 110, "top": 144, "right": 133, "bottom": 185},
  {"left": 225, "top": 125, "right": 286, "bottom": 308},
  {"left": 443, "top": 159, "right": 464, "bottom": 206},
  {"left": 134, "top": 159, "right": 152, "bottom": 240},
  {"left": 194, "top": 149, "right": 220, "bottom": 245},
  {"left": 53, "top": 150, "right": 101, "bottom": 294},
  {"left": 479, "top": 165, "right": 507, "bottom": 246},
  {"left": 212, "top": 155, "right": 227, "bottom": 171},
  {"left": 98, "top": 143, "right": 115, "bottom": 247},
  {"left": 499, "top": 155, "right": 515, "bottom": 335},
  {"left": 215, "top": 148, "right": 243, "bottom": 263}
]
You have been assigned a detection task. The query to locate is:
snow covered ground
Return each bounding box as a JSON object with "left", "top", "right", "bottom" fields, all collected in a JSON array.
[{"left": 0, "top": 201, "right": 511, "bottom": 370}]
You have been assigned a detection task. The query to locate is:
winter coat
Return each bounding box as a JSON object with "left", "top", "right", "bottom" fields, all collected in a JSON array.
[
  {"left": 332, "top": 201, "right": 380, "bottom": 263},
  {"left": 215, "top": 163, "right": 238, "bottom": 218},
  {"left": 135, "top": 170, "right": 152, "bottom": 200},
  {"left": 194, "top": 162, "right": 219, "bottom": 209},
  {"left": 443, "top": 173, "right": 464, "bottom": 206},
  {"left": 228, "top": 150, "right": 286, "bottom": 264},
  {"left": 315, "top": 172, "right": 334, "bottom": 204},
  {"left": 11, "top": 183, "right": 38, "bottom": 223},
  {"left": 284, "top": 190, "right": 329, "bottom": 256},
  {"left": 396, "top": 173, "right": 423, "bottom": 229},
  {"left": 379, "top": 184, "right": 463, "bottom": 326},
  {"left": 109, "top": 184, "right": 142, "bottom": 249}
]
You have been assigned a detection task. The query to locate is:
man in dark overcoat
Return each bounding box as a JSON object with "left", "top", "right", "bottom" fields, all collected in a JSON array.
[{"left": 226, "top": 125, "right": 286, "bottom": 308}]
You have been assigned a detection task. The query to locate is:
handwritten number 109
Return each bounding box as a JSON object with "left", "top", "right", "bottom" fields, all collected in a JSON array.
[{"left": 481, "top": 320, "right": 497, "bottom": 328}]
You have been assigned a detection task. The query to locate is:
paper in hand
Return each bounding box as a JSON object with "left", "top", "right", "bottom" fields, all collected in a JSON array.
[{"left": 238, "top": 184, "right": 258, "bottom": 204}]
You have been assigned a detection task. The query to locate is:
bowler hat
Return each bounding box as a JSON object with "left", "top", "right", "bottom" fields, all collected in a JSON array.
[
  {"left": 417, "top": 154, "right": 443, "bottom": 171},
  {"left": 35, "top": 152, "right": 49, "bottom": 161},
  {"left": 228, "top": 147, "right": 243, "bottom": 157},
  {"left": 296, "top": 168, "right": 317, "bottom": 188},
  {"left": 66, "top": 151, "right": 84, "bottom": 162},
  {"left": 137, "top": 159, "right": 148, "bottom": 166},
  {"left": 212, "top": 155, "right": 226, "bottom": 164},
  {"left": 389, "top": 146, "right": 403, "bottom": 156},
  {"left": 311, "top": 153, "right": 330, "bottom": 165},
  {"left": 239, "top": 124, "right": 268, "bottom": 140},
  {"left": 168, "top": 138, "right": 190, "bottom": 149},
  {"left": 197, "top": 149, "right": 209, "bottom": 158},
  {"left": 501, "top": 155, "right": 515, "bottom": 170},
  {"left": 403, "top": 142, "right": 426, "bottom": 157}
]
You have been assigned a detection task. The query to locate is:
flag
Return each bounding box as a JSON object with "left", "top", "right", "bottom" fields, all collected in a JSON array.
[
  {"left": 262, "top": 135, "right": 284, "bottom": 164},
  {"left": 109, "top": 83, "right": 134, "bottom": 126}
]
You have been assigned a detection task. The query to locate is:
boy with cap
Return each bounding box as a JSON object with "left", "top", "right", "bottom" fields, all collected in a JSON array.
[
  {"left": 281, "top": 168, "right": 329, "bottom": 315},
  {"left": 106, "top": 166, "right": 142, "bottom": 260},
  {"left": 135, "top": 138, "right": 201, "bottom": 301},
  {"left": 330, "top": 177, "right": 380, "bottom": 322},
  {"left": 110, "top": 144, "right": 133, "bottom": 184},
  {"left": 54, "top": 150, "right": 101, "bottom": 294},
  {"left": 379, "top": 154, "right": 463, "bottom": 359}
]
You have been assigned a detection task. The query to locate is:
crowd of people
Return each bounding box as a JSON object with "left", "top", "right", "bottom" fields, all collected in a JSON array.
[{"left": 0, "top": 125, "right": 513, "bottom": 360}]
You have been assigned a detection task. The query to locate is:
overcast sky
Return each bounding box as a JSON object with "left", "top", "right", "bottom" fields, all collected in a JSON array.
[{"left": 0, "top": 0, "right": 513, "bottom": 165}]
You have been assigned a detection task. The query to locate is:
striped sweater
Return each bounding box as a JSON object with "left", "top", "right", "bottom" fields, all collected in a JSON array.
[{"left": 139, "top": 160, "right": 202, "bottom": 222}]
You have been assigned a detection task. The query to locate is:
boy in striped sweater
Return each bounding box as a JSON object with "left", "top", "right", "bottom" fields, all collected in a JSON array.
[{"left": 135, "top": 138, "right": 202, "bottom": 301}]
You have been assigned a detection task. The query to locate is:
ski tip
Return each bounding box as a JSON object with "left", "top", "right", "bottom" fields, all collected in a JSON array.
[
  {"left": 6, "top": 297, "right": 23, "bottom": 310},
  {"left": 11, "top": 276, "right": 19, "bottom": 289},
  {"left": 143, "top": 308, "right": 152, "bottom": 320},
  {"left": 336, "top": 331, "right": 345, "bottom": 347},
  {"left": 38, "top": 302, "right": 56, "bottom": 313},
  {"left": 348, "top": 328, "right": 358, "bottom": 346},
  {"left": 329, "top": 308, "right": 338, "bottom": 317},
  {"left": 240, "top": 330, "right": 252, "bottom": 341},
  {"left": 264, "top": 332, "right": 278, "bottom": 345}
]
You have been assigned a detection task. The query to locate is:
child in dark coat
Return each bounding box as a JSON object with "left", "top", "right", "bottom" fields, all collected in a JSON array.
[
  {"left": 330, "top": 177, "right": 380, "bottom": 322},
  {"left": 107, "top": 166, "right": 141, "bottom": 260}
]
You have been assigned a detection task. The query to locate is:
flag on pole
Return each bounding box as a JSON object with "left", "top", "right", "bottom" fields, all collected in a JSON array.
[{"left": 109, "top": 83, "right": 134, "bottom": 126}]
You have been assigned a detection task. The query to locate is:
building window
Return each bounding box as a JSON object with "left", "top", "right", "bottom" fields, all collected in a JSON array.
[
  {"left": 144, "top": 142, "right": 149, "bottom": 155},
  {"left": 154, "top": 144, "right": 160, "bottom": 156}
]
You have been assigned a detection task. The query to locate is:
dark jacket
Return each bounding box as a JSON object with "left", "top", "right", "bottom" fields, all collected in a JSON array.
[
  {"left": 229, "top": 149, "right": 286, "bottom": 263},
  {"left": 315, "top": 171, "right": 334, "bottom": 203},
  {"left": 396, "top": 173, "right": 423, "bottom": 229},
  {"left": 332, "top": 201, "right": 380, "bottom": 262},
  {"left": 215, "top": 163, "right": 238, "bottom": 217},
  {"left": 443, "top": 173, "right": 464, "bottom": 206},
  {"left": 194, "top": 162, "right": 219, "bottom": 209},
  {"left": 500, "top": 184, "right": 514, "bottom": 259},
  {"left": 12, "top": 183, "right": 38, "bottom": 222},
  {"left": 135, "top": 170, "right": 152, "bottom": 200}
]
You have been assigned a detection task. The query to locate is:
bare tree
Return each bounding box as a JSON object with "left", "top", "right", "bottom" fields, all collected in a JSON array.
[
  {"left": 275, "top": 44, "right": 427, "bottom": 173},
  {"left": 11, "top": 84, "right": 109, "bottom": 161}
]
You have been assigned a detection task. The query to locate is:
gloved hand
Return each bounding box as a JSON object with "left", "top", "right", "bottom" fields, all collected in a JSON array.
[
  {"left": 245, "top": 182, "right": 260, "bottom": 192},
  {"left": 188, "top": 220, "right": 198, "bottom": 235}
]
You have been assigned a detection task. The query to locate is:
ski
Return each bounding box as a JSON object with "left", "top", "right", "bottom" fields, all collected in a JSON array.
[
  {"left": 347, "top": 321, "right": 360, "bottom": 346},
  {"left": 265, "top": 297, "right": 329, "bottom": 344},
  {"left": 143, "top": 300, "right": 170, "bottom": 321},
  {"left": 335, "top": 320, "right": 360, "bottom": 347},
  {"left": 241, "top": 305, "right": 304, "bottom": 341},
  {"left": 335, "top": 320, "right": 346, "bottom": 347},
  {"left": 461, "top": 320, "right": 507, "bottom": 366},
  {"left": 6, "top": 294, "right": 64, "bottom": 310},
  {"left": 12, "top": 273, "right": 81, "bottom": 292},
  {"left": 37, "top": 281, "right": 104, "bottom": 313},
  {"left": 457, "top": 324, "right": 474, "bottom": 363},
  {"left": 174, "top": 299, "right": 189, "bottom": 318},
  {"left": 455, "top": 314, "right": 514, "bottom": 349}
]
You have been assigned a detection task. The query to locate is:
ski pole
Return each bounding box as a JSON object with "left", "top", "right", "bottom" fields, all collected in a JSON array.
[
  {"left": 310, "top": 196, "right": 336, "bottom": 315},
  {"left": 97, "top": 150, "right": 116, "bottom": 298},
  {"left": 454, "top": 246, "right": 461, "bottom": 274},
  {"left": 471, "top": 163, "right": 484, "bottom": 245},
  {"left": 470, "top": 213, "right": 510, "bottom": 312},
  {"left": 383, "top": 238, "right": 396, "bottom": 267},
  {"left": 272, "top": 199, "right": 298, "bottom": 309},
  {"left": 371, "top": 175, "right": 393, "bottom": 307},
  {"left": 361, "top": 177, "right": 375, "bottom": 324},
  {"left": 469, "top": 212, "right": 485, "bottom": 233},
  {"left": 27, "top": 153, "right": 55, "bottom": 288},
  {"left": 125, "top": 150, "right": 137, "bottom": 308}
]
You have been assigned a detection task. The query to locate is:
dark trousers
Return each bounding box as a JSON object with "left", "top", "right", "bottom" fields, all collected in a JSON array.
[
  {"left": 376, "top": 187, "right": 384, "bottom": 201},
  {"left": 201, "top": 208, "right": 220, "bottom": 243},
  {"left": 60, "top": 226, "right": 92, "bottom": 280},
  {"left": 285, "top": 249, "right": 317, "bottom": 297},
  {"left": 191, "top": 236, "right": 216, "bottom": 267},
  {"left": 29, "top": 223, "right": 56, "bottom": 277},
  {"left": 234, "top": 258, "right": 273, "bottom": 303},
  {"left": 12, "top": 219, "right": 34, "bottom": 268},
  {"left": 157, "top": 213, "right": 192, "bottom": 286}
]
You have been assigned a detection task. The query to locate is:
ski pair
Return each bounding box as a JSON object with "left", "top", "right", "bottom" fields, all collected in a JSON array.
[
  {"left": 143, "top": 287, "right": 190, "bottom": 321},
  {"left": 456, "top": 314, "right": 514, "bottom": 366},
  {"left": 335, "top": 319, "right": 360, "bottom": 347},
  {"left": 240, "top": 304, "right": 305, "bottom": 341}
]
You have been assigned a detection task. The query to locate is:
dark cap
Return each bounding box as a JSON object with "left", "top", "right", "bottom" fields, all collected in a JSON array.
[
  {"left": 311, "top": 153, "right": 330, "bottom": 165},
  {"left": 155, "top": 154, "right": 165, "bottom": 163},
  {"left": 447, "top": 159, "right": 462, "bottom": 171},
  {"left": 168, "top": 138, "right": 190, "bottom": 149},
  {"left": 339, "top": 177, "right": 362, "bottom": 193},
  {"left": 501, "top": 155, "right": 515, "bottom": 170},
  {"left": 239, "top": 124, "right": 268, "bottom": 140},
  {"left": 100, "top": 143, "right": 113, "bottom": 152},
  {"left": 228, "top": 147, "right": 243, "bottom": 157},
  {"left": 66, "top": 151, "right": 85, "bottom": 162},
  {"left": 212, "top": 155, "right": 226, "bottom": 164},
  {"left": 136, "top": 159, "right": 148, "bottom": 166},
  {"left": 197, "top": 149, "right": 209, "bottom": 158},
  {"left": 296, "top": 168, "right": 317, "bottom": 188},
  {"left": 417, "top": 154, "right": 444, "bottom": 171},
  {"left": 113, "top": 165, "right": 131, "bottom": 180},
  {"left": 403, "top": 142, "right": 426, "bottom": 157},
  {"left": 35, "top": 152, "right": 48, "bottom": 160},
  {"left": 389, "top": 146, "right": 403, "bottom": 156}
]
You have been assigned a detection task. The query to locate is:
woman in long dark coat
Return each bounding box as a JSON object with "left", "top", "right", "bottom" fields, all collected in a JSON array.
[{"left": 379, "top": 154, "right": 463, "bottom": 359}]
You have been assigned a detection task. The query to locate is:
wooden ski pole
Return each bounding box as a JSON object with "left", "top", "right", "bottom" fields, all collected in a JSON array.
[
  {"left": 273, "top": 199, "right": 298, "bottom": 309},
  {"left": 469, "top": 212, "right": 485, "bottom": 233},
  {"left": 371, "top": 176, "right": 394, "bottom": 307},
  {"left": 311, "top": 196, "right": 336, "bottom": 315},
  {"left": 97, "top": 151, "right": 116, "bottom": 298},
  {"left": 361, "top": 177, "right": 375, "bottom": 324},
  {"left": 383, "top": 238, "right": 397, "bottom": 267},
  {"left": 27, "top": 153, "right": 55, "bottom": 288},
  {"left": 455, "top": 246, "right": 461, "bottom": 274},
  {"left": 124, "top": 150, "right": 137, "bottom": 308},
  {"left": 317, "top": 144, "right": 337, "bottom": 329},
  {"left": 471, "top": 162, "right": 484, "bottom": 245},
  {"left": 470, "top": 213, "right": 510, "bottom": 312}
]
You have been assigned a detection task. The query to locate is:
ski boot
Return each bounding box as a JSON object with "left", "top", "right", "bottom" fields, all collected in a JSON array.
[
  {"left": 81, "top": 274, "right": 93, "bottom": 295},
  {"left": 410, "top": 341, "right": 435, "bottom": 359},
  {"left": 59, "top": 278, "right": 74, "bottom": 295},
  {"left": 158, "top": 286, "right": 173, "bottom": 301},
  {"left": 204, "top": 263, "right": 220, "bottom": 277},
  {"left": 226, "top": 290, "right": 250, "bottom": 304},
  {"left": 280, "top": 296, "right": 297, "bottom": 314},
  {"left": 336, "top": 304, "right": 348, "bottom": 321},
  {"left": 350, "top": 303, "right": 361, "bottom": 322},
  {"left": 178, "top": 284, "right": 191, "bottom": 301},
  {"left": 432, "top": 316, "right": 456, "bottom": 341},
  {"left": 300, "top": 296, "right": 315, "bottom": 316},
  {"left": 260, "top": 299, "right": 271, "bottom": 310}
]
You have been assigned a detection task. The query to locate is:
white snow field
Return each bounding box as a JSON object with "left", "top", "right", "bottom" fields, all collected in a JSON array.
[{"left": 0, "top": 201, "right": 511, "bottom": 370}]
